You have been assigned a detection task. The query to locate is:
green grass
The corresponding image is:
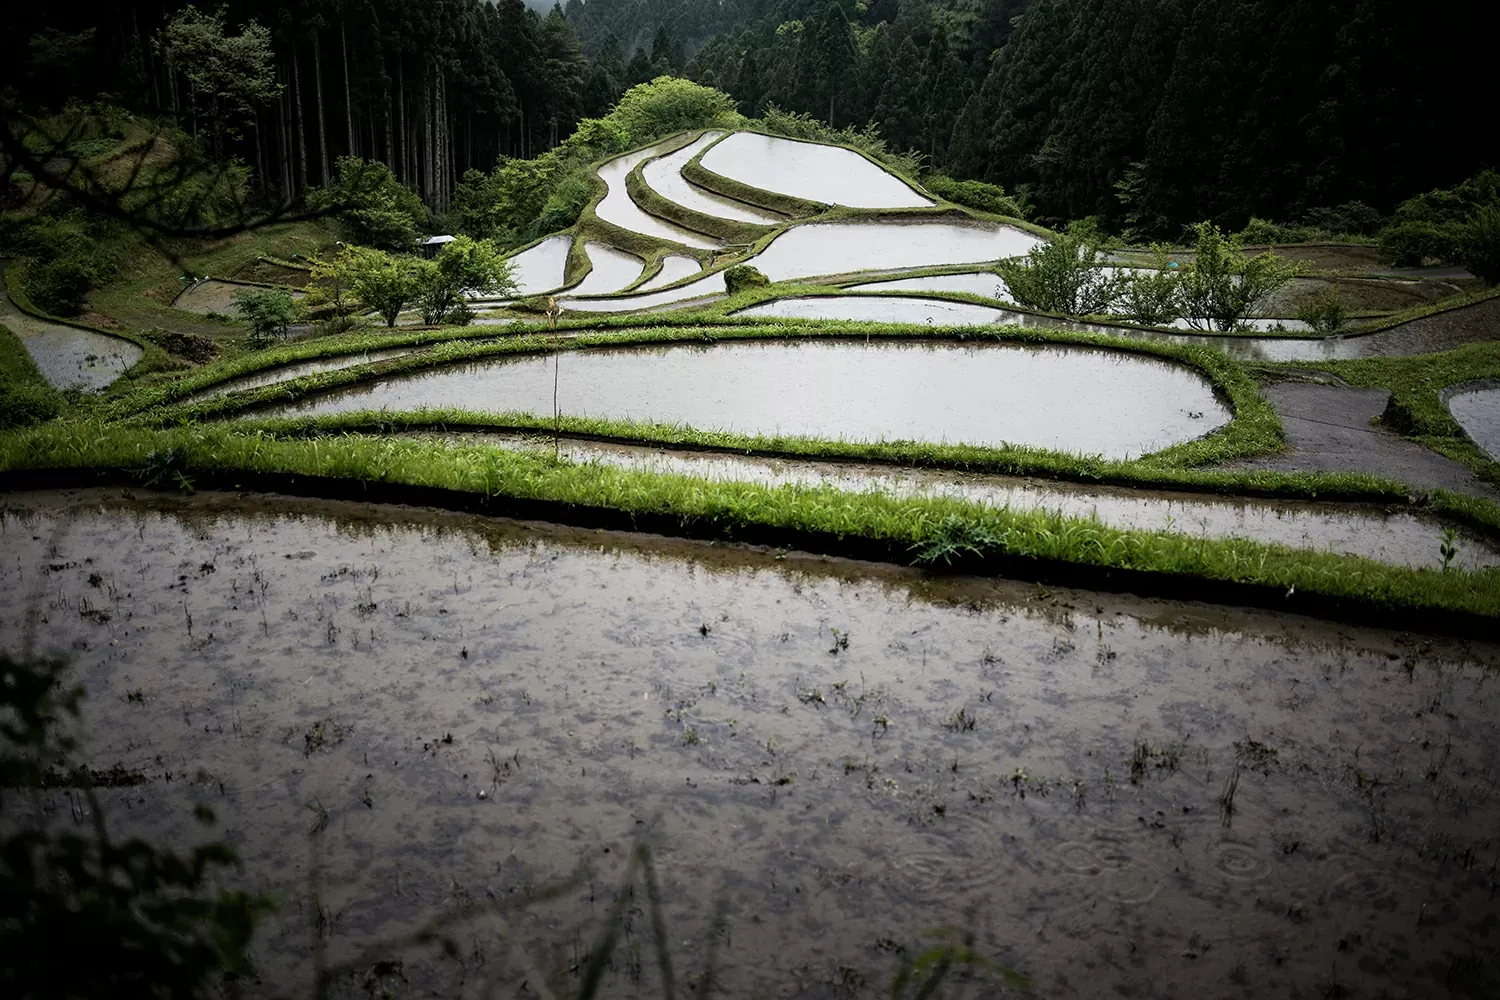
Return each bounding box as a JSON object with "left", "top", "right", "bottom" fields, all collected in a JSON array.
[
  {"left": 624, "top": 157, "right": 776, "bottom": 245},
  {"left": 0, "top": 321, "right": 66, "bottom": 429},
  {"left": 2, "top": 421, "right": 1495, "bottom": 622}
]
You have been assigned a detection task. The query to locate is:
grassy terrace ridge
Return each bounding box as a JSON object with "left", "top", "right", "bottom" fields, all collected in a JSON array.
[
  {"left": 2, "top": 422, "right": 1497, "bottom": 633},
  {"left": 84, "top": 316, "right": 1500, "bottom": 539},
  {"left": 624, "top": 155, "right": 775, "bottom": 245}
]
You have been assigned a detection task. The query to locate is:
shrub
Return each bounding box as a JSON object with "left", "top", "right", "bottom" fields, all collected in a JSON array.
[
  {"left": 12, "top": 212, "right": 123, "bottom": 315},
  {"left": 414, "top": 236, "right": 515, "bottom": 326},
  {"left": 531, "top": 171, "right": 596, "bottom": 238},
  {"left": 611, "top": 76, "right": 745, "bottom": 143},
  {"left": 233, "top": 287, "right": 296, "bottom": 344},
  {"left": 924, "top": 176, "right": 1026, "bottom": 220},
  {"left": 724, "top": 264, "right": 769, "bottom": 294},
  {"left": 0, "top": 378, "right": 64, "bottom": 429},
  {"left": 995, "top": 223, "right": 1122, "bottom": 316},
  {"left": 310, "top": 157, "right": 430, "bottom": 250},
  {"left": 1378, "top": 220, "right": 1465, "bottom": 267},
  {"left": 1301, "top": 201, "right": 1382, "bottom": 236},
  {"left": 1176, "top": 222, "right": 1300, "bottom": 331},
  {"left": 1236, "top": 217, "right": 1302, "bottom": 245},
  {"left": 1115, "top": 248, "right": 1183, "bottom": 327},
  {"left": 1296, "top": 288, "right": 1349, "bottom": 334},
  {"left": 1462, "top": 205, "right": 1500, "bottom": 284},
  {"left": 341, "top": 247, "right": 421, "bottom": 328}
]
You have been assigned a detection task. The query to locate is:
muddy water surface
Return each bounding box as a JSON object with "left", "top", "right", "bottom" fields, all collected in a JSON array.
[
  {"left": 848, "top": 272, "right": 1014, "bottom": 301},
  {"left": 259, "top": 339, "right": 1231, "bottom": 459},
  {"left": 3, "top": 490, "right": 1498, "bottom": 999},
  {"left": 700, "top": 132, "right": 934, "bottom": 209},
  {"left": 562, "top": 270, "right": 726, "bottom": 312}
]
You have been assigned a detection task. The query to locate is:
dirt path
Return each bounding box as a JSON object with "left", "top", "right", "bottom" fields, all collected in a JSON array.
[{"left": 1230, "top": 383, "right": 1500, "bottom": 500}]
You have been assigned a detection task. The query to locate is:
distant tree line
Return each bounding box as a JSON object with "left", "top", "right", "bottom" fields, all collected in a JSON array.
[
  {"left": 3, "top": 0, "right": 598, "bottom": 213},
  {"left": 580, "top": 0, "right": 1494, "bottom": 235}
]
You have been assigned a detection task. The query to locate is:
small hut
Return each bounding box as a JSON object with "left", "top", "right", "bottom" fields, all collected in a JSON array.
[{"left": 420, "top": 235, "right": 457, "bottom": 258}]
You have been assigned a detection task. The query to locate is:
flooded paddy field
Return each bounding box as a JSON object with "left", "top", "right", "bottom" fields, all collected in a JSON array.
[
  {"left": 3, "top": 489, "right": 1499, "bottom": 998},
  {"left": 1447, "top": 384, "right": 1500, "bottom": 461},
  {"left": 751, "top": 220, "right": 1040, "bottom": 282},
  {"left": 173, "top": 279, "right": 306, "bottom": 317},
  {"left": 569, "top": 244, "right": 645, "bottom": 297},
  {"left": 596, "top": 142, "right": 722, "bottom": 250},
  {"left": 432, "top": 433, "right": 1500, "bottom": 572},
  {"left": 643, "top": 133, "right": 784, "bottom": 224},
  {"left": 1, "top": 280, "right": 142, "bottom": 390},
  {"left": 496, "top": 235, "right": 572, "bottom": 298},
  {"left": 634, "top": 255, "right": 702, "bottom": 292},
  {"left": 180, "top": 347, "right": 424, "bottom": 404},
  {"left": 700, "top": 132, "right": 934, "bottom": 209},
  {"left": 257, "top": 339, "right": 1231, "bottom": 459}
]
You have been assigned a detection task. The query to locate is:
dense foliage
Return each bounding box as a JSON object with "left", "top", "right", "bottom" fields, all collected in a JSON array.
[{"left": 6, "top": 1, "right": 1490, "bottom": 236}]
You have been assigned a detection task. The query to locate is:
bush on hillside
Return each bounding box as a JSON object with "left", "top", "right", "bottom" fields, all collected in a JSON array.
[
  {"left": 9, "top": 211, "right": 125, "bottom": 316},
  {"left": 1463, "top": 205, "right": 1500, "bottom": 284},
  {"left": 1177, "top": 222, "right": 1300, "bottom": 331},
  {"left": 0, "top": 378, "right": 65, "bottom": 429},
  {"left": 1378, "top": 220, "right": 1465, "bottom": 267},
  {"left": 995, "top": 222, "right": 1122, "bottom": 315},
  {"left": 1296, "top": 288, "right": 1349, "bottom": 334},
  {"left": 310, "top": 157, "right": 430, "bottom": 251},
  {"left": 233, "top": 287, "right": 296, "bottom": 344},
  {"left": 414, "top": 236, "right": 515, "bottom": 325},
  {"left": 724, "top": 265, "right": 769, "bottom": 294},
  {"left": 924, "top": 176, "right": 1026, "bottom": 220}
]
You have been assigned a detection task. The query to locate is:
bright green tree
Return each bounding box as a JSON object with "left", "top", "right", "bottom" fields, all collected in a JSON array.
[
  {"left": 1176, "top": 222, "right": 1299, "bottom": 331},
  {"left": 414, "top": 237, "right": 516, "bottom": 326}
]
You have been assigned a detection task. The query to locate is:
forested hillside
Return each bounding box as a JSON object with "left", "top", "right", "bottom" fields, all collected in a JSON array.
[{"left": 2, "top": 0, "right": 1493, "bottom": 234}]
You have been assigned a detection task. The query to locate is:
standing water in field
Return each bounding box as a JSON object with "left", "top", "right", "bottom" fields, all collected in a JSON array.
[
  {"left": 595, "top": 141, "right": 723, "bottom": 250},
  {"left": 3, "top": 490, "right": 1498, "bottom": 999},
  {"left": 0, "top": 272, "right": 141, "bottom": 390},
  {"left": 256, "top": 339, "right": 1231, "bottom": 459},
  {"left": 635, "top": 254, "right": 702, "bottom": 291},
  {"left": 701, "top": 131, "right": 935, "bottom": 209},
  {"left": 642, "top": 132, "right": 785, "bottom": 224},
  {"left": 496, "top": 235, "right": 572, "bottom": 296},
  {"left": 751, "top": 220, "right": 1042, "bottom": 281},
  {"left": 1447, "top": 383, "right": 1500, "bottom": 460},
  {"left": 567, "top": 243, "right": 644, "bottom": 296},
  {"left": 849, "top": 271, "right": 1015, "bottom": 301}
]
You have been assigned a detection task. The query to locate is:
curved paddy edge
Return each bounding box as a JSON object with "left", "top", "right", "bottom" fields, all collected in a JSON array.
[{"left": 1, "top": 459, "right": 1495, "bottom": 638}]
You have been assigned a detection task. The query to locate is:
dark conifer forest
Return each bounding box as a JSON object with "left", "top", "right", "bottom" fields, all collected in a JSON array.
[{"left": 3, "top": 0, "right": 1492, "bottom": 232}]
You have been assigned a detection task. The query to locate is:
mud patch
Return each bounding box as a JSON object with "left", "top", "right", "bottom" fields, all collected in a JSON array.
[{"left": 2, "top": 489, "right": 1498, "bottom": 998}]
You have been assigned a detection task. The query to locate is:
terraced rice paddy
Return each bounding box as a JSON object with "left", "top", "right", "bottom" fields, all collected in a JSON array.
[
  {"left": 635, "top": 254, "right": 702, "bottom": 291},
  {"left": 257, "top": 339, "right": 1230, "bottom": 459},
  {"left": 642, "top": 131, "right": 784, "bottom": 224},
  {"left": 498, "top": 234, "right": 572, "bottom": 296},
  {"left": 0, "top": 278, "right": 142, "bottom": 390},
  {"left": 173, "top": 278, "right": 305, "bottom": 316},
  {"left": 700, "top": 131, "right": 934, "bottom": 209},
  {"left": 595, "top": 140, "right": 723, "bottom": 249},
  {"left": 568, "top": 242, "right": 644, "bottom": 296},
  {"left": 5, "top": 491, "right": 1498, "bottom": 998}
]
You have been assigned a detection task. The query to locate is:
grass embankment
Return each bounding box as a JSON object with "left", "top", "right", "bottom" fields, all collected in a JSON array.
[
  {"left": 1277, "top": 342, "right": 1500, "bottom": 485},
  {"left": 2, "top": 421, "right": 1496, "bottom": 630},
  {"left": 83, "top": 219, "right": 339, "bottom": 340},
  {"left": 624, "top": 159, "right": 775, "bottom": 245},
  {"left": 0, "top": 322, "right": 65, "bottom": 428}
]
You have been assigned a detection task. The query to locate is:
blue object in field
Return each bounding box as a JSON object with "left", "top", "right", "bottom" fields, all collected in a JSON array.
[{"left": 1169, "top": 261, "right": 1179, "bottom": 269}]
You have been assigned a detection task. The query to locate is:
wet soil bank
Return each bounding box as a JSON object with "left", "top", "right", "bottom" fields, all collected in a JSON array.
[
  {"left": 2, "top": 469, "right": 1495, "bottom": 639},
  {"left": 3, "top": 489, "right": 1498, "bottom": 998},
  {"left": 1231, "top": 384, "right": 1500, "bottom": 501}
]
